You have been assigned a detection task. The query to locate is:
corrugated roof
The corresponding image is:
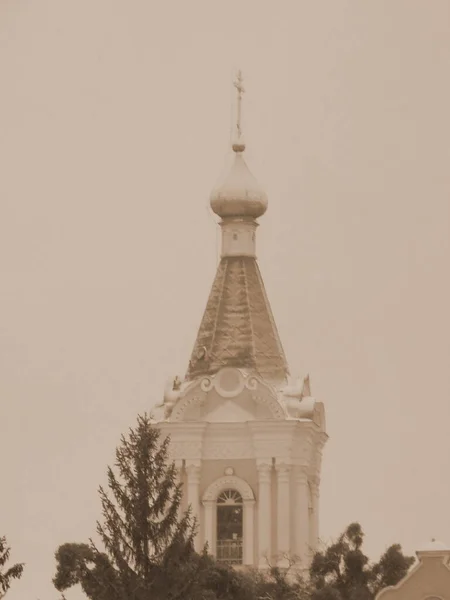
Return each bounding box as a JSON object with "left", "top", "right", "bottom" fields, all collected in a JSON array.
[{"left": 186, "top": 256, "right": 289, "bottom": 385}]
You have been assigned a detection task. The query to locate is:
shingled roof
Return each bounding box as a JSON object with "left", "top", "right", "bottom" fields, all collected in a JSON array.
[{"left": 186, "top": 256, "right": 289, "bottom": 386}]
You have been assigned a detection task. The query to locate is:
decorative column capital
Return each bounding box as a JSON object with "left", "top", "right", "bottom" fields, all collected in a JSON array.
[
  {"left": 186, "top": 463, "right": 201, "bottom": 483},
  {"left": 294, "top": 466, "right": 309, "bottom": 485},
  {"left": 256, "top": 462, "right": 272, "bottom": 483},
  {"left": 202, "top": 499, "right": 215, "bottom": 508},
  {"left": 275, "top": 462, "right": 291, "bottom": 482},
  {"left": 310, "top": 475, "right": 321, "bottom": 494},
  {"left": 186, "top": 461, "right": 201, "bottom": 471},
  {"left": 173, "top": 459, "right": 183, "bottom": 476},
  {"left": 275, "top": 462, "right": 291, "bottom": 472}
]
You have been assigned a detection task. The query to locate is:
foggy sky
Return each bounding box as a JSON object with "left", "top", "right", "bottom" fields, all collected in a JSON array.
[{"left": 1, "top": 1, "right": 449, "bottom": 599}]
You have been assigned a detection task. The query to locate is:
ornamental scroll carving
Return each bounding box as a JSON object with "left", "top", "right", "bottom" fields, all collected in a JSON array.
[
  {"left": 200, "top": 377, "right": 214, "bottom": 392},
  {"left": 207, "top": 369, "right": 257, "bottom": 399},
  {"left": 170, "top": 376, "right": 286, "bottom": 422},
  {"left": 245, "top": 376, "right": 258, "bottom": 391}
]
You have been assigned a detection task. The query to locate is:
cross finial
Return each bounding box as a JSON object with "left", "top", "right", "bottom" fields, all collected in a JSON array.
[{"left": 232, "top": 70, "right": 245, "bottom": 152}]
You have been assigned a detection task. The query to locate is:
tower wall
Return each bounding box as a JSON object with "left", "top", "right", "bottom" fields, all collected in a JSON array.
[
  {"left": 220, "top": 218, "right": 258, "bottom": 258},
  {"left": 156, "top": 372, "right": 327, "bottom": 570}
]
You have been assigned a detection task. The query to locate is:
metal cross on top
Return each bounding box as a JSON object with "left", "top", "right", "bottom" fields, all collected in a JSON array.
[{"left": 233, "top": 70, "right": 245, "bottom": 141}]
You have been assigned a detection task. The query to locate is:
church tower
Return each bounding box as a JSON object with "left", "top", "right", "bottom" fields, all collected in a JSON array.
[{"left": 155, "top": 73, "right": 327, "bottom": 571}]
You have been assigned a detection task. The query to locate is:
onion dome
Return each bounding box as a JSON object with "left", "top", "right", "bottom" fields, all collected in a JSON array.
[
  {"left": 210, "top": 70, "right": 268, "bottom": 220},
  {"left": 209, "top": 147, "right": 268, "bottom": 219}
]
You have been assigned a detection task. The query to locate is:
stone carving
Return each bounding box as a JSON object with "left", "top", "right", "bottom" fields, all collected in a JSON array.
[
  {"left": 253, "top": 440, "right": 289, "bottom": 458},
  {"left": 214, "top": 368, "right": 245, "bottom": 398},
  {"left": 200, "top": 376, "right": 214, "bottom": 392},
  {"left": 203, "top": 439, "right": 254, "bottom": 459},
  {"left": 275, "top": 462, "right": 292, "bottom": 473},
  {"left": 295, "top": 396, "right": 316, "bottom": 419},
  {"left": 282, "top": 375, "right": 306, "bottom": 399},
  {"left": 281, "top": 374, "right": 316, "bottom": 419},
  {"left": 256, "top": 462, "right": 272, "bottom": 472},
  {"left": 196, "top": 346, "right": 208, "bottom": 361},
  {"left": 199, "top": 368, "right": 259, "bottom": 399},
  {"left": 245, "top": 375, "right": 259, "bottom": 391},
  {"left": 202, "top": 475, "right": 255, "bottom": 502},
  {"left": 309, "top": 477, "right": 321, "bottom": 496},
  {"left": 155, "top": 376, "right": 183, "bottom": 420},
  {"left": 170, "top": 394, "right": 205, "bottom": 422},
  {"left": 313, "top": 402, "right": 326, "bottom": 429},
  {"left": 252, "top": 394, "right": 286, "bottom": 420},
  {"left": 302, "top": 374, "right": 311, "bottom": 397},
  {"left": 293, "top": 465, "right": 309, "bottom": 484},
  {"left": 167, "top": 441, "right": 203, "bottom": 459},
  {"left": 256, "top": 462, "right": 272, "bottom": 483},
  {"left": 275, "top": 462, "right": 292, "bottom": 482},
  {"left": 185, "top": 463, "right": 201, "bottom": 481},
  {"left": 171, "top": 373, "right": 286, "bottom": 422}
]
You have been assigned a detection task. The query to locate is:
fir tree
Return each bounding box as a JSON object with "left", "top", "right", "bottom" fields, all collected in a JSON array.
[
  {"left": 53, "top": 413, "right": 206, "bottom": 599},
  {"left": 0, "top": 536, "right": 24, "bottom": 598}
]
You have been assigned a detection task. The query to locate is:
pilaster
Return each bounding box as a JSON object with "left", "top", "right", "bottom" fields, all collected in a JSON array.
[
  {"left": 186, "top": 462, "right": 202, "bottom": 551},
  {"left": 203, "top": 500, "right": 215, "bottom": 555},
  {"left": 309, "top": 477, "right": 320, "bottom": 556},
  {"left": 256, "top": 461, "right": 272, "bottom": 567},
  {"left": 293, "top": 466, "right": 309, "bottom": 567},
  {"left": 243, "top": 499, "right": 256, "bottom": 565},
  {"left": 275, "top": 462, "right": 291, "bottom": 567}
]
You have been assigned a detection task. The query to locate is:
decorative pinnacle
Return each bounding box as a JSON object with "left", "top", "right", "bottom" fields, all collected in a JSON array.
[{"left": 232, "top": 70, "right": 246, "bottom": 153}]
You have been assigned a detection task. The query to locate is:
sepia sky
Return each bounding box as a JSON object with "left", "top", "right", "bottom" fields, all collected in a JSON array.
[{"left": 1, "top": 1, "right": 450, "bottom": 599}]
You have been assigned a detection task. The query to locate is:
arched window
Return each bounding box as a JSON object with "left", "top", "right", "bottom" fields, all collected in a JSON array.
[
  {"left": 203, "top": 475, "right": 255, "bottom": 566},
  {"left": 216, "top": 489, "right": 243, "bottom": 564}
]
